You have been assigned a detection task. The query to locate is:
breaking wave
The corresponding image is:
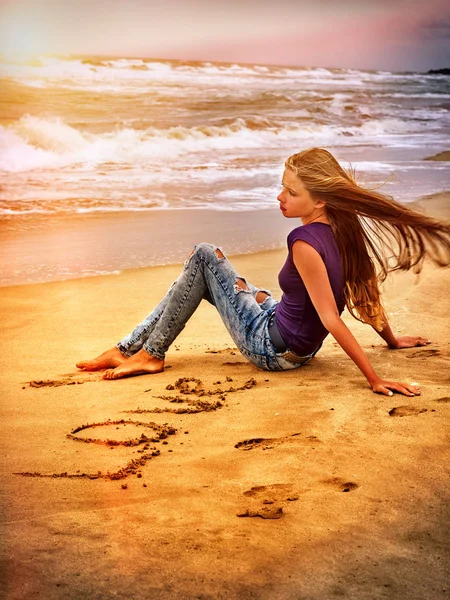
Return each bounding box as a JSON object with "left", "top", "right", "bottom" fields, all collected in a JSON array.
[{"left": 0, "top": 114, "right": 429, "bottom": 173}]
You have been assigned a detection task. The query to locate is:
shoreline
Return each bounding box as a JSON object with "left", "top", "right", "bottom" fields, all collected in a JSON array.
[
  {"left": 1, "top": 190, "right": 449, "bottom": 289},
  {"left": 0, "top": 207, "right": 294, "bottom": 288}
]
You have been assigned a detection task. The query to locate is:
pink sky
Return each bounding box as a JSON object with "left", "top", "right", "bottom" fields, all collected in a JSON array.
[{"left": 0, "top": 0, "right": 449, "bottom": 71}]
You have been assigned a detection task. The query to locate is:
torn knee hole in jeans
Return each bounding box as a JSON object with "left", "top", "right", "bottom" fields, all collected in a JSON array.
[
  {"left": 234, "top": 277, "right": 250, "bottom": 295},
  {"left": 185, "top": 245, "right": 225, "bottom": 268},
  {"left": 256, "top": 291, "right": 269, "bottom": 304},
  {"left": 234, "top": 278, "right": 268, "bottom": 304}
]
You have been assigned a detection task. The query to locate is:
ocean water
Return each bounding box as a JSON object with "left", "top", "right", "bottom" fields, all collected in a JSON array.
[{"left": 1, "top": 55, "right": 450, "bottom": 285}]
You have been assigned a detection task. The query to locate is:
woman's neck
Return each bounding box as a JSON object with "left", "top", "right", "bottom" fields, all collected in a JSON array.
[{"left": 301, "top": 213, "right": 330, "bottom": 226}]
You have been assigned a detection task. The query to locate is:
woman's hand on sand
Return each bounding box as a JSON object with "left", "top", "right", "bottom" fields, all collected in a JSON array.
[
  {"left": 371, "top": 378, "right": 421, "bottom": 397},
  {"left": 390, "top": 335, "right": 431, "bottom": 349}
]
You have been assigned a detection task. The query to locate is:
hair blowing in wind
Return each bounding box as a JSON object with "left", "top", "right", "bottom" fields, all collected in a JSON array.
[{"left": 285, "top": 148, "right": 450, "bottom": 331}]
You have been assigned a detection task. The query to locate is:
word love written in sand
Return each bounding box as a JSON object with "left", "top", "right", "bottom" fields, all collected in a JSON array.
[{"left": 15, "top": 376, "right": 257, "bottom": 482}]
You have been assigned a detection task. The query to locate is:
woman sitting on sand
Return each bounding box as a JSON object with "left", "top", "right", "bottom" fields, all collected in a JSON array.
[{"left": 77, "top": 148, "right": 450, "bottom": 396}]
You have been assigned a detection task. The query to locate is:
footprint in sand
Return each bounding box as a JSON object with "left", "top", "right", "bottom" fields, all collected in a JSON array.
[
  {"left": 238, "top": 478, "right": 359, "bottom": 519},
  {"left": 434, "top": 397, "right": 450, "bottom": 403},
  {"left": 321, "top": 477, "right": 359, "bottom": 493},
  {"left": 237, "top": 483, "right": 300, "bottom": 520},
  {"left": 243, "top": 483, "right": 298, "bottom": 499},
  {"left": 406, "top": 348, "right": 440, "bottom": 359},
  {"left": 388, "top": 406, "right": 428, "bottom": 417},
  {"left": 235, "top": 433, "right": 321, "bottom": 451}
]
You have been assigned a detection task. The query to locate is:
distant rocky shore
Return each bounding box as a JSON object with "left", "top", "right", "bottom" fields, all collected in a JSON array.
[{"left": 427, "top": 68, "right": 450, "bottom": 75}]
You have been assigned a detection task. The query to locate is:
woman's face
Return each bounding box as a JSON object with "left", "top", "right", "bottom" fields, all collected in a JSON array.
[{"left": 277, "top": 168, "right": 325, "bottom": 224}]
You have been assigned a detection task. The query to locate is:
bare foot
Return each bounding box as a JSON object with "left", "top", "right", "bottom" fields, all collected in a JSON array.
[
  {"left": 76, "top": 347, "right": 126, "bottom": 371},
  {"left": 103, "top": 349, "right": 164, "bottom": 380}
]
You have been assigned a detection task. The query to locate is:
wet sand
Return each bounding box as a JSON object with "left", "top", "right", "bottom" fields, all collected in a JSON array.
[
  {"left": 1, "top": 193, "right": 450, "bottom": 599},
  {"left": 0, "top": 208, "right": 294, "bottom": 286},
  {"left": 424, "top": 151, "right": 450, "bottom": 161}
]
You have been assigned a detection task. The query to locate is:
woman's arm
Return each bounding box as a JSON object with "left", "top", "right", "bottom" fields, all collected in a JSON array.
[
  {"left": 372, "top": 320, "right": 431, "bottom": 349},
  {"left": 292, "top": 241, "right": 420, "bottom": 397}
]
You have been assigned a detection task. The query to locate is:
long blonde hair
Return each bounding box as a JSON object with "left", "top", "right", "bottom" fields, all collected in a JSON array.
[{"left": 286, "top": 148, "right": 450, "bottom": 330}]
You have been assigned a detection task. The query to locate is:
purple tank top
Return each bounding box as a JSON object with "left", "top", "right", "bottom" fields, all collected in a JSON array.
[{"left": 274, "top": 222, "right": 344, "bottom": 355}]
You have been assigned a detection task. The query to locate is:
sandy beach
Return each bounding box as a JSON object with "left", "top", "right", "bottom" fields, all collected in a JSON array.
[{"left": 1, "top": 194, "right": 450, "bottom": 600}]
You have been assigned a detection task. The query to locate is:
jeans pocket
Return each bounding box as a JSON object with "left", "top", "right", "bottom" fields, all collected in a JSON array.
[
  {"left": 275, "top": 354, "right": 301, "bottom": 370},
  {"left": 239, "top": 346, "right": 269, "bottom": 371},
  {"left": 264, "top": 338, "right": 310, "bottom": 371}
]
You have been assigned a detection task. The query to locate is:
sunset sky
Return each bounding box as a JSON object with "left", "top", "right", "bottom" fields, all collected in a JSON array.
[{"left": 0, "top": 0, "right": 449, "bottom": 71}]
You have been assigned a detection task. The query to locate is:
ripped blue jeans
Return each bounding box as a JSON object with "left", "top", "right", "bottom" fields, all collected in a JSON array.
[{"left": 117, "top": 243, "right": 318, "bottom": 371}]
